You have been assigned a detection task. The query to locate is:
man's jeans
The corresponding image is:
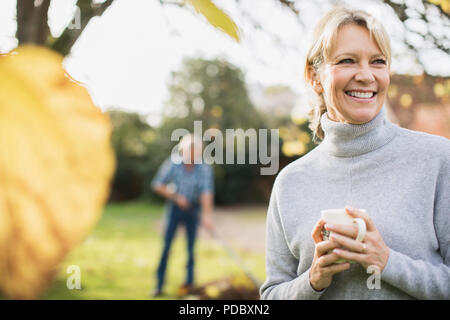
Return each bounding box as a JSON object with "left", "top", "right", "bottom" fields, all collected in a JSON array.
[{"left": 156, "top": 203, "right": 200, "bottom": 290}]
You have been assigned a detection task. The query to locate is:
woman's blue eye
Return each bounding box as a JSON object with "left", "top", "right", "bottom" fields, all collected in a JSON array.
[
  {"left": 373, "top": 59, "right": 386, "bottom": 64},
  {"left": 338, "top": 59, "right": 353, "bottom": 64}
]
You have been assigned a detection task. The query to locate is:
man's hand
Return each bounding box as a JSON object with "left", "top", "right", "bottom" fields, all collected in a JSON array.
[
  {"left": 152, "top": 184, "right": 190, "bottom": 210},
  {"left": 200, "top": 192, "right": 214, "bottom": 233},
  {"left": 173, "top": 194, "right": 190, "bottom": 210},
  {"left": 201, "top": 213, "right": 215, "bottom": 232}
]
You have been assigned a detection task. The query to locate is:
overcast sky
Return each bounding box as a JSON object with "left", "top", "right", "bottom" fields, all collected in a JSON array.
[{"left": 0, "top": 0, "right": 449, "bottom": 126}]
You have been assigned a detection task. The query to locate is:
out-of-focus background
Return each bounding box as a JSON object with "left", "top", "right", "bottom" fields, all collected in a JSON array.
[{"left": 0, "top": 0, "right": 449, "bottom": 299}]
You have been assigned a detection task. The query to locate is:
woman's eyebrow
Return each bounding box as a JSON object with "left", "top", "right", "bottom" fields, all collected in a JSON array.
[
  {"left": 333, "top": 52, "right": 385, "bottom": 59},
  {"left": 371, "top": 54, "right": 386, "bottom": 59}
]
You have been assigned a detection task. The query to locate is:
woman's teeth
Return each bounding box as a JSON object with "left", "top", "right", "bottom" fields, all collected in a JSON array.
[{"left": 346, "top": 91, "right": 375, "bottom": 98}]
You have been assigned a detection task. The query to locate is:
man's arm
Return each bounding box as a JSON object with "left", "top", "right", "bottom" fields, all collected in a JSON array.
[
  {"left": 151, "top": 159, "right": 189, "bottom": 210},
  {"left": 153, "top": 184, "right": 190, "bottom": 210},
  {"left": 152, "top": 184, "right": 175, "bottom": 201},
  {"left": 200, "top": 192, "right": 214, "bottom": 231}
]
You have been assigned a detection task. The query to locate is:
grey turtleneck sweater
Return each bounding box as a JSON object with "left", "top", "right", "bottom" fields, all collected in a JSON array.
[{"left": 260, "top": 108, "right": 450, "bottom": 300}]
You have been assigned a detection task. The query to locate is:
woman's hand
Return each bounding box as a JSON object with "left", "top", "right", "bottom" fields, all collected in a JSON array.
[
  {"left": 309, "top": 218, "right": 351, "bottom": 291},
  {"left": 325, "top": 207, "right": 390, "bottom": 273}
]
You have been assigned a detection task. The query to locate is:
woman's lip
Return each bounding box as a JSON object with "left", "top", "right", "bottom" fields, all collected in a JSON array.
[
  {"left": 345, "top": 90, "right": 376, "bottom": 93},
  {"left": 344, "top": 92, "right": 377, "bottom": 102}
]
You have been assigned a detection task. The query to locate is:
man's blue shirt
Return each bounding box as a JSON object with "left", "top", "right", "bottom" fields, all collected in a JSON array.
[{"left": 151, "top": 157, "right": 214, "bottom": 207}]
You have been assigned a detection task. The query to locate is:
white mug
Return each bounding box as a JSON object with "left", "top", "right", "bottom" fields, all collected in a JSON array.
[{"left": 321, "top": 209, "right": 367, "bottom": 264}]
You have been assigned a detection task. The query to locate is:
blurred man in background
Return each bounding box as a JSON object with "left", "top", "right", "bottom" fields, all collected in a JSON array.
[{"left": 150, "top": 133, "right": 214, "bottom": 297}]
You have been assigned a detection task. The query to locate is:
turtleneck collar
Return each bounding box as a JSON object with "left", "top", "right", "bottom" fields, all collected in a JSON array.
[{"left": 319, "top": 107, "right": 398, "bottom": 157}]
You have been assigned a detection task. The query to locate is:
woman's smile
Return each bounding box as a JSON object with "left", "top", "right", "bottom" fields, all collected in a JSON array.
[{"left": 344, "top": 90, "right": 377, "bottom": 102}]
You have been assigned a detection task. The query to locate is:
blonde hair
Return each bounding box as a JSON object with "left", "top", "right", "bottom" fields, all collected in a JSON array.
[{"left": 304, "top": 7, "right": 392, "bottom": 142}]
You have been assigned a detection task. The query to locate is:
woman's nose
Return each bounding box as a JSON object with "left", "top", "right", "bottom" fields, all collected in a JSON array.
[{"left": 354, "top": 64, "right": 375, "bottom": 83}]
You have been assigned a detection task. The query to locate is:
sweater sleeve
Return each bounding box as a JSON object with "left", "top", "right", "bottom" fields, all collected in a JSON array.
[
  {"left": 381, "top": 154, "right": 450, "bottom": 299},
  {"left": 260, "top": 184, "right": 324, "bottom": 300}
]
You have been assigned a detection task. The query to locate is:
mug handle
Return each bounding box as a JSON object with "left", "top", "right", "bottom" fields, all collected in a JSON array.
[{"left": 353, "top": 218, "right": 366, "bottom": 242}]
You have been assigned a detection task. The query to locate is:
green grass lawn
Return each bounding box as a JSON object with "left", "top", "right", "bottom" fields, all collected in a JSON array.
[{"left": 40, "top": 201, "right": 265, "bottom": 300}]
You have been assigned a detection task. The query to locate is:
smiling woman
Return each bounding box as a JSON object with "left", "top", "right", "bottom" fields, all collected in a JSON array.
[
  {"left": 303, "top": 8, "right": 392, "bottom": 141},
  {"left": 318, "top": 24, "right": 390, "bottom": 125},
  {"left": 260, "top": 7, "right": 450, "bottom": 300}
]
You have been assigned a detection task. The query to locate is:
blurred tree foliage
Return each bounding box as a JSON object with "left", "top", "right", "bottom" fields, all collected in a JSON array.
[
  {"left": 109, "top": 58, "right": 285, "bottom": 205},
  {"left": 108, "top": 110, "right": 157, "bottom": 201},
  {"left": 14, "top": 0, "right": 449, "bottom": 72},
  {"left": 160, "top": 58, "right": 270, "bottom": 204}
]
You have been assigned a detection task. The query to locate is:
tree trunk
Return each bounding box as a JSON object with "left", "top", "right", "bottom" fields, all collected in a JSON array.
[
  {"left": 16, "top": 0, "right": 114, "bottom": 57},
  {"left": 16, "top": 0, "right": 51, "bottom": 45}
]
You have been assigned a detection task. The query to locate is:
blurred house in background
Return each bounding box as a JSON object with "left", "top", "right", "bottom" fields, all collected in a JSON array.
[{"left": 386, "top": 74, "right": 450, "bottom": 139}]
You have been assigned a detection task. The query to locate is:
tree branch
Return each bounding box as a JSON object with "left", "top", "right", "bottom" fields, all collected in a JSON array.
[{"left": 50, "top": 0, "right": 114, "bottom": 56}]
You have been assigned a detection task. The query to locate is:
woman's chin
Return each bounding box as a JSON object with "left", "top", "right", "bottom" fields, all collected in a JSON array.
[{"left": 344, "top": 108, "right": 380, "bottom": 124}]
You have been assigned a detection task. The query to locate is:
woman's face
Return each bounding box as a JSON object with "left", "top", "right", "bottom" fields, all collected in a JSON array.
[{"left": 317, "top": 24, "right": 390, "bottom": 124}]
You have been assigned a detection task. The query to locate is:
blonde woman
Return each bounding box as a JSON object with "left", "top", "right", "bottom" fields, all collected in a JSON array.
[{"left": 260, "top": 7, "right": 450, "bottom": 299}]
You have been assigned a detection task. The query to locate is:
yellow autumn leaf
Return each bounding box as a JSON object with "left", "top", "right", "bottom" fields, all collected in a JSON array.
[
  {"left": 0, "top": 46, "right": 115, "bottom": 299},
  {"left": 282, "top": 140, "right": 306, "bottom": 157},
  {"left": 210, "top": 105, "right": 223, "bottom": 118},
  {"left": 231, "top": 275, "right": 256, "bottom": 289},
  {"left": 434, "top": 83, "right": 446, "bottom": 97},
  {"left": 187, "top": 0, "right": 240, "bottom": 42},
  {"left": 388, "top": 85, "right": 398, "bottom": 98},
  {"left": 297, "top": 131, "right": 311, "bottom": 144},
  {"left": 279, "top": 126, "right": 290, "bottom": 140},
  {"left": 427, "top": 0, "right": 450, "bottom": 13},
  {"left": 204, "top": 284, "right": 220, "bottom": 298},
  {"left": 413, "top": 74, "right": 424, "bottom": 85},
  {"left": 400, "top": 94, "right": 413, "bottom": 108}
]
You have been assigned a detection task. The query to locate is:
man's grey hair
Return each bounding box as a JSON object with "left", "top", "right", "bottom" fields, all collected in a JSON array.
[{"left": 178, "top": 133, "right": 203, "bottom": 154}]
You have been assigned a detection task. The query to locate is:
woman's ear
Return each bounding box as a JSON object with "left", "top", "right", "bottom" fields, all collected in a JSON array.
[{"left": 306, "top": 66, "right": 323, "bottom": 94}]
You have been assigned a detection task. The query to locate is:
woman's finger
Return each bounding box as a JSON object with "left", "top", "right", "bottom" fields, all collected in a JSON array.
[
  {"left": 345, "top": 206, "right": 375, "bottom": 231},
  {"left": 330, "top": 233, "right": 366, "bottom": 253},
  {"left": 318, "top": 252, "right": 343, "bottom": 267},
  {"left": 311, "top": 218, "right": 326, "bottom": 244},
  {"left": 325, "top": 223, "right": 358, "bottom": 239},
  {"left": 333, "top": 248, "right": 366, "bottom": 264},
  {"left": 316, "top": 240, "right": 339, "bottom": 256},
  {"left": 322, "top": 262, "right": 351, "bottom": 277}
]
